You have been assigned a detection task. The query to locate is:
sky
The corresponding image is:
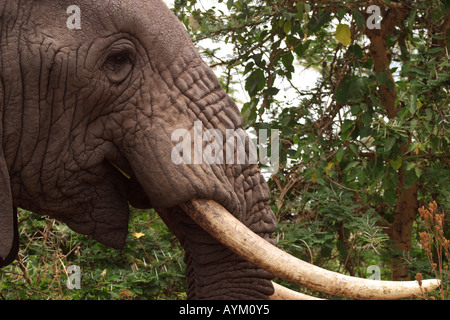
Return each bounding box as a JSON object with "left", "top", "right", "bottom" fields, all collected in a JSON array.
[
  {"left": 163, "top": 0, "right": 175, "bottom": 8},
  {"left": 162, "top": 0, "right": 320, "bottom": 109}
]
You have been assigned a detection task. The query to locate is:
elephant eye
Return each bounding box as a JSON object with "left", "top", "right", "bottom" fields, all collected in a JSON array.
[
  {"left": 103, "top": 48, "right": 135, "bottom": 83},
  {"left": 106, "top": 52, "right": 132, "bottom": 68}
]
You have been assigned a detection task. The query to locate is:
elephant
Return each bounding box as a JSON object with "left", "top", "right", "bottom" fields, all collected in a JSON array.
[{"left": 0, "top": 0, "right": 439, "bottom": 299}]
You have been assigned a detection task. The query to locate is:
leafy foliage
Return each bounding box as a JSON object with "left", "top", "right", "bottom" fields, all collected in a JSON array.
[
  {"left": 1, "top": 209, "right": 186, "bottom": 300},
  {"left": 173, "top": 0, "right": 449, "bottom": 297}
]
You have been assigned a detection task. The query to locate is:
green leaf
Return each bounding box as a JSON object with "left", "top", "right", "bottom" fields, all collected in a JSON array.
[
  {"left": 283, "top": 20, "right": 292, "bottom": 34},
  {"left": 376, "top": 72, "right": 395, "bottom": 90},
  {"left": 308, "top": 10, "right": 331, "bottom": 33},
  {"left": 384, "top": 137, "right": 396, "bottom": 152},
  {"left": 342, "top": 119, "right": 354, "bottom": 133},
  {"left": 336, "top": 78, "right": 351, "bottom": 104},
  {"left": 389, "top": 156, "right": 402, "bottom": 170},
  {"left": 405, "top": 161, "right": 415, "bottom": 171},
  {"left": 361, "top": 112, "right": 372, "bottom": 125},
  {"left": 415, "top": 166, "right": 423, "bottom": 178},
  {"left": 348, "top": 143, "right": 358, "bottom": 156},
  {"left": 404, "top": 169, "right": 418, "bottom": 189},
  {"left": 335, "top": 24, "right": 351, "bottom": 46},
  {"left": 352, "top": 9, "right": 366, "bottom": 29},
  {"left": 280, "top": 116, "right": 291, "bottom": 126},
  {"left": 351, "top": 104, "right": 361, "bottom": 115},
  {"left": 344, "top": 161, "right": 360, "bottom": 172},
  {"left": 407, "top": 10, "right": 417, "bottom": 32},
  {"left": 348, "top": 44, "right": 363, "bottom": 60},
  {"left": 244, "top": 62, "right": 254, "bottom": 75},
  {"left": 336, "top": 76, "right": 369, "bottom": 104},
  {"left": 384, "top": 188, "right": 397, "bottom": 206},
  {"left": 349, "top": 77, "right": 370, "bottom": 99},
  {"left": 294, "top": 40, "right": 311, "bottom": 57},
  {"left": 296, "top": 2, "right": 304, "bottom": 21},
  {"left": 264, "top": 87, "right": 280, "bottom": 96},
  {"left": 336, "top": 148, "right": 345, "bottom": 162},
  {"left": 408, "top": 94, "right": 418, "bottom": 115},
  {"left": 282, "top": 51, "right": 294, "bottom": 71},
  {"left": 241, "top": 100, "right": 257, "bottom": 124},
  {"left": 336, "top": 9, "right": 346, "bottom": 21},
  {"left": 246, "top": 69, "right": 265, "bottom": 96}
]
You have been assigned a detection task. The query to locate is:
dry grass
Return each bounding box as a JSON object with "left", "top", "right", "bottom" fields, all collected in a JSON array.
[{"left": 416, "top": 201, "right": 449, "bottom": 300}]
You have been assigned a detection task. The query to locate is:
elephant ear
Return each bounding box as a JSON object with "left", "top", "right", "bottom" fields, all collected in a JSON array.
[{"left": 0, "top": 80, "right": 19, "bottom": 267}]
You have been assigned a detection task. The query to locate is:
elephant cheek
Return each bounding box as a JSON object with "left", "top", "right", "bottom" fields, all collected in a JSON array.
[
  {"left": 62, "top": 212, "right": 129, "bottom": 249},
  {"left": 55, "top": 184, "right": 131, "bottom": 250},
  {"left": 92, "top": 220, "right": 129, "bottom": 250}
]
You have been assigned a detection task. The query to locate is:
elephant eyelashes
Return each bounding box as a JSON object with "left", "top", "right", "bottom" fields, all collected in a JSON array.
[{"left": 103, "top": 49, "right": 135, "bottom": 83}]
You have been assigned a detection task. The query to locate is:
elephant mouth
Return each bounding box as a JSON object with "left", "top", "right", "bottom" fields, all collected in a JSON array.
[
  {"left": 107, "top": 160, "right": 440, "bottom": 300},
  {"left": 105, "top": 156, "right": 151, "bottom": 209}
]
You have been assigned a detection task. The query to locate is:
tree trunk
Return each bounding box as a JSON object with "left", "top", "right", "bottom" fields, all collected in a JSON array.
[
  {"left": 366, "top": 7, "right": 418, "bottom": 281},
  {"left": 388, "top": 178, "right": 418, "bottom": 280}
]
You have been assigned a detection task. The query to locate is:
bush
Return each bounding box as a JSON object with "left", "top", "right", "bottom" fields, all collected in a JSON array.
[{"left": 0, "top": 208, "right": 186, "bottom": 300}]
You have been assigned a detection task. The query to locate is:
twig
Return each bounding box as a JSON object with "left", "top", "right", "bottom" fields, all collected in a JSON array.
[{"left": 17, "top": 256, "right": 32, "bottom": 285}]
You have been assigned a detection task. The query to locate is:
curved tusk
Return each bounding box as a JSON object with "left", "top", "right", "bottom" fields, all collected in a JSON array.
[
  {"left": 180, "top": 199, "right": 441, "bottom": 300},
  {"left": 270, "top": 282, "right": 324, "bottom": 300}
]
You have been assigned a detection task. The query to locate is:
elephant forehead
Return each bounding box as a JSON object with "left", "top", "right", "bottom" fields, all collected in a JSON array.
[{"left": 28, "top": 0, "right": 191, "bottom": 69}]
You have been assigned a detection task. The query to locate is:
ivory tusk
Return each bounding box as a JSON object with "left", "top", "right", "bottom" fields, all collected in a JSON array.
[
  {"left": 180, "top": 199, "right": 441, "bottom": 300},
  {"left": 270, "top": 282, "right": 324, "bottom": 300}
]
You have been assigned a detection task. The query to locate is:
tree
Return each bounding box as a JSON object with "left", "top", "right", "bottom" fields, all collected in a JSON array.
[{"left": 173, "top": 0, "right": 449, "bottom": 286}]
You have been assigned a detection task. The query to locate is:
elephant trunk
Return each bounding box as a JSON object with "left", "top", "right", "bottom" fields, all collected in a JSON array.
[{"left": 156, "top": 205, "right": 275, "bottom": 299}]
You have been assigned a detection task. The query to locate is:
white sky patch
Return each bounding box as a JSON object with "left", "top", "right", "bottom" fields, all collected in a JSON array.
[{"left": 162, "top": 0, "right": 175, "bottom": 8}]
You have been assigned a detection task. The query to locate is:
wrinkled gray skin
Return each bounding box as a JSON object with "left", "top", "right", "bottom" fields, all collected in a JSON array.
[{"left": 0, "top": 0, "right": 277, "bottom": 299}]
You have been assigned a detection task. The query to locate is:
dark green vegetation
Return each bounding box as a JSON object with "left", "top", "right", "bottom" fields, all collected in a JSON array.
[
  {"left": 175, "top": 0, "right": 449, "bottom": 299},
  {"left": 1, "top": 0, "right": 448, "bottom": 299},
  {"left": 1, "top": 208, "right": 186, "bottom": 299}
]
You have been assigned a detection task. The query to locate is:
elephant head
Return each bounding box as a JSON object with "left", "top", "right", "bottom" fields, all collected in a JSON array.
[{"left": 0, "top": 0, "right": 439, "bottom": 299}]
